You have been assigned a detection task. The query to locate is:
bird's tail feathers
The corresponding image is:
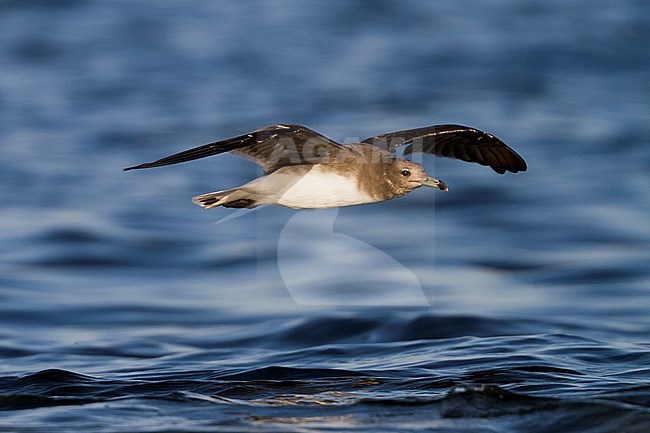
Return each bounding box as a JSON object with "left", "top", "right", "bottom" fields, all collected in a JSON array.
[{"left": 192, "top": 188, "right": 259, "bottom": 209}]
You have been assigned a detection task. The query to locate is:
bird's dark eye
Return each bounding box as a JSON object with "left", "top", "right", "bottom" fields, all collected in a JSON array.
[{"left": 401, "top": 169, "right": 411, "bottom": 177}]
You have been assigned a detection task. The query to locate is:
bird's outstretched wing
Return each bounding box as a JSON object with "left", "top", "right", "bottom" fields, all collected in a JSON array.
[
  {"left": 124, "top": 124, "right": 352, "bottom": 174},
  {"left": 362, "top": 124, "right": 527, "bottom": 174}
]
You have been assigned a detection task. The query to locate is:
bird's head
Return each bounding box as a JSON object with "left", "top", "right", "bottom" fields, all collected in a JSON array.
[{"left": 388, "top": 160, "right": 449, "bottom": 194}]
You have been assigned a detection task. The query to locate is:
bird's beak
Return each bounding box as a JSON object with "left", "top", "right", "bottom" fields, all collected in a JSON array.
[{"left": 419, "top": 177, "right": 449, "bottom": 191}]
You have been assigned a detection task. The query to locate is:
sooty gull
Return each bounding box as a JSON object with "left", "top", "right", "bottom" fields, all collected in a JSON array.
[{"left": 124, "top": 123, "right": 527, "bottom": 209}]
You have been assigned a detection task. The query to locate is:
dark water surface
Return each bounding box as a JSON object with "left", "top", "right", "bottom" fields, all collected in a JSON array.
[{"left": 1, "top": 1, "right": 649, "bottom": 431}]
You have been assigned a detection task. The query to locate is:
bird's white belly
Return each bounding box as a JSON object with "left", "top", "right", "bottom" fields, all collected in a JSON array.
[{"left": 273, "top": 167, "right": 376, "bottom": 209}]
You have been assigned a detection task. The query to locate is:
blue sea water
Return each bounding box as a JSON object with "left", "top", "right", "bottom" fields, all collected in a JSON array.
[{"left": 1, "top": 1, "right": 649, "bottom": 431}]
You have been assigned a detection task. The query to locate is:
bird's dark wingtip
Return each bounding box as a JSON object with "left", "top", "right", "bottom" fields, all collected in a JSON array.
[
  {"left": 123, "top": 163, "right": 151, "bottom": 171},
  {"left": 504, "top": 164, "right": 527, "bottom": 175},
  {"left": 510, "top": 158, "right": 528, "bottom": 174}
]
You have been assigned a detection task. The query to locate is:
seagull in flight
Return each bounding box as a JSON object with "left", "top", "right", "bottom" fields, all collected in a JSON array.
[{"left": 124, "top": 123, "right": 526, "bottom": 209}]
